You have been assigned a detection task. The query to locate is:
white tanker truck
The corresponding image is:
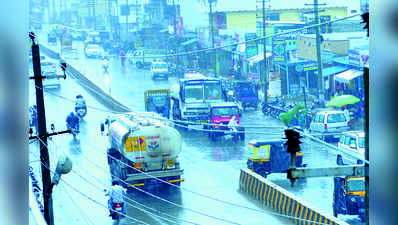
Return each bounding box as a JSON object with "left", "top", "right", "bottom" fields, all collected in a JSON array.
[{"left": 102, "top": 113, "right": 184, "bottom": 189}]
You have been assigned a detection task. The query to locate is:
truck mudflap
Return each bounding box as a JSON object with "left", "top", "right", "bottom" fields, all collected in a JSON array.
[{"left": 126, "top": 169, "right": 184, "bottom": 182}]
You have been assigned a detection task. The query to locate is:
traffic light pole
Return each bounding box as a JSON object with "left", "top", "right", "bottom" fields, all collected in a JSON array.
[{"left": 30, "top": 33, "right": 54, "bottom": 225}]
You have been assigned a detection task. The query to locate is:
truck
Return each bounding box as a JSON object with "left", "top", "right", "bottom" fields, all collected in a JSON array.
[
  {"left": 102, "top": 113, "right": 184, "bottom": 190},
  {"left": 234, "top": 80, "right": 259, "bottom": 111},
  {"left": 171, "top": 75, "right": 226, "bottom": 128},
  {"left": 126, "top": 49, "right": 166, "bottom": 69},
  {"left": 144, "top": 89, "right": 171, "bottom": 118},
  {"left": 333, "top": 154, "right": 365, "bottom": 222},
  {"left": 207, "top": 102, "right": 245, "bottom": 141}
]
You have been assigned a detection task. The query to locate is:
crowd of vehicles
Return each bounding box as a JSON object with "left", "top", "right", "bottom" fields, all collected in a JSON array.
[{"left": 101, "top": 113, "right": 184, "bottom": 190}]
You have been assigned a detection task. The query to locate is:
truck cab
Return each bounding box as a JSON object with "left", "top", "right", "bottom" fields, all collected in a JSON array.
[
  {"left": 171, "top": 76, "right": 226, "bottom": 128},
  {"left": 333, "top": 154, "right": 365, "bottom": 222},
  {"left": 234, "top": 81, "right": 259, "bottom": 110},
  {"left": 207, "top": 102, "right": 245, "bottom": 141},
  {"left": 144, "top": 89, "right": 170, "bottom": 118}
]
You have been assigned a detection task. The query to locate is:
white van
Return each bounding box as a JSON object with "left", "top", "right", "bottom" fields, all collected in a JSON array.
[
  {"left": 337, "top": 131, "right": 365, "bottom": 159},
  {"left": 309, "top": 110, "right": 350, "bottom": 137},
  {"left": 151, "top": 61, "right": 169, "bottom": 80},
  {"left": 41, "top": 59, "right": 61, "bottom": 89}
]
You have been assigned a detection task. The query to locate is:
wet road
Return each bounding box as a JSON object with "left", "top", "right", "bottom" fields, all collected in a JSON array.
[{"left": 29, "top": 29, "right": 364, "bottom": 225}]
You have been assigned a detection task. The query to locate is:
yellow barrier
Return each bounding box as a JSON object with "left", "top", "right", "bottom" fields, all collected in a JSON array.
[{"left": 239, "top": 169, "right": 349, "bottom": 225}]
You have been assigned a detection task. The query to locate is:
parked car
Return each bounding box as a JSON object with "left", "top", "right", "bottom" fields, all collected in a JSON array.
[
  {"left": 84, "top": 44, "right": 101, "bottom": 58},
  {"left": 337, "top": 131, "right": 365, "bottom": 159},
  {"left": 309, "top": 109, "right": 350, "bottom": 141},
  {"left": 41, "top": 59, "right": 60, "bottom": 88}
]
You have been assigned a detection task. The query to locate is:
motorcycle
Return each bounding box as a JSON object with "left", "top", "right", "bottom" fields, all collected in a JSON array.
[
  {"left": 105, "top": 190, "right": 125, "bottom": 224},
  {"left": 67, "top": 123, "right": 79, "bottom": 138}
]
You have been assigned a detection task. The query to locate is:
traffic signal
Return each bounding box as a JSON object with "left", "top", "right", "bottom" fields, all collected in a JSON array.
[
  {"left": 361, "top": 12, "right": 369, "bottom": 37},
  {"left": 284, "top": 129, "right": 302, "bottom": 153}
]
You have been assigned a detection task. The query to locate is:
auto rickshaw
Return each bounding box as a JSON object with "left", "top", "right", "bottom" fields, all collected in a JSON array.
[
  {"left": 144, "top": 89, "right": 170, "bottom": 118},
  {"left": 333, "top": 154, "right": 365, "bottom": 222},
  {"left": 247, "top": 139, "right": 305, "bottom": 178}
]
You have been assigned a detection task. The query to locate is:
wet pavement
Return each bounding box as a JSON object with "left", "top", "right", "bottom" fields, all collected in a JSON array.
[{"left": 29, "top": 29, "right": 364, "bottom": 225}]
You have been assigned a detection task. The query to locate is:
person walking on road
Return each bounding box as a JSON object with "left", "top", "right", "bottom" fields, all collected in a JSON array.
[{"left": 120, "top": 50, "right": 126, "bottom": 67}]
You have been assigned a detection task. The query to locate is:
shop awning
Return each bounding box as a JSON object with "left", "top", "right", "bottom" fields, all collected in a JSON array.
[
  {"left": 247, "top": 52, "right": 272, "bottom": 65},
  {"left": 181, "top": 38, "right": 197, "bottom": 46},
  {"left": 334, "top": 69, "right": 363, "bottom": 83},
  {"left": 315, "top": 66, "right": 349, "bottom": 77}
]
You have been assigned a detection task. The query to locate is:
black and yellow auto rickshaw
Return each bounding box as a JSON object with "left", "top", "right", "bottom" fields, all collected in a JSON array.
[{"left": 247, "top": 139, "right": 305, "bottom": 178}]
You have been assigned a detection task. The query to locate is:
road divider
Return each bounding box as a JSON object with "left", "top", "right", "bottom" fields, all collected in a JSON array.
[{"left": 239, "top": 169, "right": 349, "bottom": 225}]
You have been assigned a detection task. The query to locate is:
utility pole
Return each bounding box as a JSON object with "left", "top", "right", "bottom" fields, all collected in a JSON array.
[
  {"left": 262, "top": 0, "right": 268, "bottom": 103},
  {"left": 29, "top": 33, "right": 54, "bottom": 225},
  {"left": 313, "top": 0, "right": 324, "bottom": 106},
  {"left": 209, "top": 0, "right": 216, "bottom": 76},
  {"left": 126, "top": 0, "right": 129, "bottom": 40},
  {"left": 93, "top": 0, "right": 97, "bottom": 30}
]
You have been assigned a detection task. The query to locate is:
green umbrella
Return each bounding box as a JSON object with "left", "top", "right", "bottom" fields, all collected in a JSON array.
[{"left": 326, "top": 95, "right": 360, "bottom": 107}]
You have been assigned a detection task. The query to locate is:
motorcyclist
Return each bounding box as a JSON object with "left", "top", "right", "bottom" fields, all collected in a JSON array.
[
  {"left": 66, "top": 112, "right": 79, "bottom": 132},
  {"left": 75, "top": 95, "right": 86, "bottom": 108},
  {"left": 106, "top": 180, "right": 127, "bottom": 216}
]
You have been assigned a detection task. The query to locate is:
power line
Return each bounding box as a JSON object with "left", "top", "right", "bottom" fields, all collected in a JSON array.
[
  {"left": 35, "top": 137, "right": 235, "bottom": 225},
  {"left": 30, "top": 145, "right": 151, "bottom": 225}
]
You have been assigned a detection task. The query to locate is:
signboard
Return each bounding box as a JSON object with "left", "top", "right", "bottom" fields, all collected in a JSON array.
[
  {"left": 245, "top": 33, "right": 258, "bottom": 58},
  {"left": 303, "top": 62, "right": 317, "bottom": 71},
  {"left": 348, "top": 49, "right": 369, "bottom": 67},
  {"left": 272, "top": 37, "right": 286, "bottom": 62}
]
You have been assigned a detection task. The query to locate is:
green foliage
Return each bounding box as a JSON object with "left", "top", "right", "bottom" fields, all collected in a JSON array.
[{"left": 279, "top": 104, "right": 307, "bottom": 126}]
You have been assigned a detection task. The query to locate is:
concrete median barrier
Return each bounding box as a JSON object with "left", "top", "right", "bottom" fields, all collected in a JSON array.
[{"left": 240, "top": 169, "right": 349, "bottom": 225}]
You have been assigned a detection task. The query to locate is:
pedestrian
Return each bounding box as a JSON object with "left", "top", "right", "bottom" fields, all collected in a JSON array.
[
  {"left": 120, "top": 50, "right": 126, "bottom": 66},
  {"left": 343, "top": 106, "right": 350, "bottom": 121}
]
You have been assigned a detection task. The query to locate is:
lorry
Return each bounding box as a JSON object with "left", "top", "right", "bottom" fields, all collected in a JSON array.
[
  {"left": 207, "top": 102, "right": 245, "bottom": 141},
  {"left": 171, "top": 75, "right": 226, "bottom": 128},
  {"left": 234, "top": 81, "right": 259, "bottom": 111},
  {"left": 102, "top": 113, "right": 184, "bottom": 190},
  {"left": 126, "top": 49, "right": 166, "bottom": 69},
  {"left": 333, "top": 154, "right": 365, "bottom": 222},
  {"left": 144, "top": 89, "right": 171, "bottom": 118}
]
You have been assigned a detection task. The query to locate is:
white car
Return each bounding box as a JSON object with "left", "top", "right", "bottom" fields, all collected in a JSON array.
[
  {"left": 41, "top": 59, "right": 60, "bottom": 88},
  {"left": 84, "top": 44, "right": 101, "bottom": 58},
  {"left": 151, "top": 62, "right": 169, "bottom": 80},
  {"left": 309, "top": 109, "right": 350, "bottom": 140},
  {"left": 337, "top": 131, "right": 365, "bottom": 159}
]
